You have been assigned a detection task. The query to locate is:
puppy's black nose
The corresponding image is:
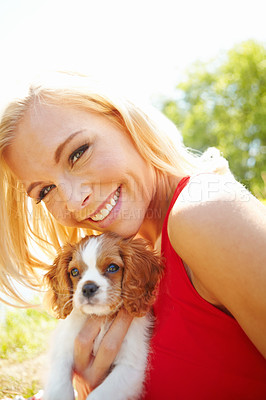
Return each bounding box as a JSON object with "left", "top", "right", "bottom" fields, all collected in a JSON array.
[{"left": 82, "top": 282, "right": 99, "bottom": 298}]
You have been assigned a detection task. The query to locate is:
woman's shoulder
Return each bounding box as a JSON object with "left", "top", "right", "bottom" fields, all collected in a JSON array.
[
  {"left": 168, "top": 171, "right": 266, "bottom": 256},
  {"left": 176, "top": 172, "right": 254, "bottom": 205},
  {"left": 170, "top": 172, "right": 265, "bottom": 223}
]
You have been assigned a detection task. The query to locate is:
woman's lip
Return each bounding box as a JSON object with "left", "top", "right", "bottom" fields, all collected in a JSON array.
[
  {"left": 84, "top": 186, "right": 121, "bottom": 221},
  {"left": 86, "top": 187, "right": 122, "bottom": 229}
]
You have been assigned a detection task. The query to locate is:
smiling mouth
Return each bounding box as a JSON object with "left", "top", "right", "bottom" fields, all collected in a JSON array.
[{"left": 89, "top": 187, "right": 121, "bottom": 222}]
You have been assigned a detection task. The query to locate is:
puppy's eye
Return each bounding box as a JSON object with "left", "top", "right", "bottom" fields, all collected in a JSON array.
[
  {"left": 70, "top": 268, "right": 80, "bottom": 277},
  {"left": 106, "top": 264, "right": 120, "bottom": 273}
]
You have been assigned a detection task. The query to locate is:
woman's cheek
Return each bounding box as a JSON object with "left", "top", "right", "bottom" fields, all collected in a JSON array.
[{"left": 45, "top": 200, "right": 73, "bottom": 226}]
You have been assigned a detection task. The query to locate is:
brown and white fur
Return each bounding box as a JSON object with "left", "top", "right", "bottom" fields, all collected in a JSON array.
[{"left": 43, "top": 232, "right": 163, "bottom": 400}]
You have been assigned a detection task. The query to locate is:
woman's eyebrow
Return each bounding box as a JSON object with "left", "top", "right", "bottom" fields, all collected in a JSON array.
[{"left": 54, "top": 130, "right": 84, "bottom": 164}]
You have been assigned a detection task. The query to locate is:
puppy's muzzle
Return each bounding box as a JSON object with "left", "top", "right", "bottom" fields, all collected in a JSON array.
[{"left": 82, "top": 282, "right": 99, "bottom": 298}]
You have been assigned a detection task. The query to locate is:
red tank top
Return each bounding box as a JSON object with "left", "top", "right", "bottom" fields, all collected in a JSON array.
[{"left": 143, "top": 176, "right": 266, "bottom": 400}]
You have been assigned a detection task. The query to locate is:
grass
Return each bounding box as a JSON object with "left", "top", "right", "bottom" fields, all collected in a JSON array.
[
  {"left": 0, "top": 307, "right": 57, "bottom": 399},
  {"left": 0, "top": 307, "right": 57, "bottom": 362},
  {"left": 0, "top": 374, "right": 41, "bottom": 399}
]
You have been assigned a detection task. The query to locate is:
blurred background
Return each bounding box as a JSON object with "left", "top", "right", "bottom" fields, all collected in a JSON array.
[{"left": 0, "top": 0, "right": 265, "bottom": 398}]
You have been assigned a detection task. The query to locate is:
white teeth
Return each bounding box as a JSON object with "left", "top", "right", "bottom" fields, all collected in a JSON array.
[
  {"left": 90, "top": 188, "right": 121, "bottom": 222},
  {"left": 91, "top": 213, "right": 104, "bottom": 221},
  {"left": 101, "top": 209, "right": 109, "bottom": 218}
]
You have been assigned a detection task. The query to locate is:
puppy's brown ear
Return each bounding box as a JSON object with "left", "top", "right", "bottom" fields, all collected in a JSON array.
[
  {"left": 120, "top": 238, "right": 164, "bottom": 317},
  {"left": 44, "top": 243, "right": 75, "bottom": 319}
]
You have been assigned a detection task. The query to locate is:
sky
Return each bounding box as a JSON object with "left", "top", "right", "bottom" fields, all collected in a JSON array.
[{"left": 0, "top": 0, "right": 265, "bottom": 105}]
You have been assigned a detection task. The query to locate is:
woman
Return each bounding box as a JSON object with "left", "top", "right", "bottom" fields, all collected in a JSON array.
[{"left": 0, "top": 72, "right": 266, "bottom": 399}]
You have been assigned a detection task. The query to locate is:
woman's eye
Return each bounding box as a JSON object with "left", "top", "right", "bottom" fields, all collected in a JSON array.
[
  {"left": 70, "top": 268, "right": 80, "bottom": 277},
  {"left": 36, "top": 184, "right": 56, "bottom": 204},
  {"left": 69, "top": 144, "right": 89, "bottom": 166},
  {"left": 106, "top": 264, "right": 120, "bottom": 274}
]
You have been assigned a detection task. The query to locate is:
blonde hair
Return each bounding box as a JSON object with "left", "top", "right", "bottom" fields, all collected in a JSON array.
[{"left": 0, "top": 72, "right": 229, "bottom": 306}]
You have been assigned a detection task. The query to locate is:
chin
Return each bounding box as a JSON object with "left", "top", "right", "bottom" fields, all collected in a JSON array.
[{"left": 43, "top": 232, "right": 164, "bottom": 400}]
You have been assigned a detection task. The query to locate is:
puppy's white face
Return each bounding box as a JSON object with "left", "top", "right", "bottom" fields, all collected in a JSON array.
[
  {"left": 69, "top": 235, "right": 124, "bottom": 316},
  {"left": 46, "top": 232, "right": 163, "bottom": 319}
]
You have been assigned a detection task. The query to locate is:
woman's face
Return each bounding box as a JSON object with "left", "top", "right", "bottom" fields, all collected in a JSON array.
[{"left": 5, "top": 102, "right": 156, "bottom": 237}]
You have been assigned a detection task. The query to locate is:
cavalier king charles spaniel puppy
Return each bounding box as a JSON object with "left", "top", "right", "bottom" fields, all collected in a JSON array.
[{"left": 43, "top": 232, "right": 163, "bottom": 400}]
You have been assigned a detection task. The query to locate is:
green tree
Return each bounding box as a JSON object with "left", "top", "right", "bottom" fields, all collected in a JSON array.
[{"left": 162, "top": 40, "right": 266, "bottom": 197}]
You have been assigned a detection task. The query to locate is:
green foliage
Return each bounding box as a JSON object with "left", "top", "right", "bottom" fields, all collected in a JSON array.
[
  {"left": 162, "top": 40, "right": 266, "bottom": 197},
  {"left": 0, "top": 307, "right": 57, "bottom": 362}
]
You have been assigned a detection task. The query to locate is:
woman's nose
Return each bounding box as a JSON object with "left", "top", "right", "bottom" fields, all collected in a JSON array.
[{"left": 57, "top": 181, "right": 92, "bottom": 212}]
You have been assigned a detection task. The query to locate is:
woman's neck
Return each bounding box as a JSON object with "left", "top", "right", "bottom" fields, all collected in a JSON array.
[{"left": 137, "top": 174, "right": 181, "bottom": 246}]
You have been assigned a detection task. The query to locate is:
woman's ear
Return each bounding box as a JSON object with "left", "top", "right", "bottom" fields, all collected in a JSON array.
[
  {"left": 44, "top": 243, "right": 75, "bottom": 319},
  {"left": 120, "top": 238, "right": 164, "bottom": 317}
]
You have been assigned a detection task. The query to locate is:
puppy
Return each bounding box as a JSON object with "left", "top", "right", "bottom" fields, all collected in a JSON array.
[{"left": 43, "top": 232, "right": 163, "bottom": 400}]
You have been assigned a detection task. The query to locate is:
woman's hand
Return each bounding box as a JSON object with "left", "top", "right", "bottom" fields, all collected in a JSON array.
[{"left": 73, "top": 309, "right": 133, "bottom": 400}]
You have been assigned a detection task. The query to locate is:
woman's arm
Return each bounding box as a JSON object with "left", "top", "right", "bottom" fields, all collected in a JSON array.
[
  {"left": 73, "top": 309, "right": 133, "bottom": 399},
  {"left": 168, "top": 173, "right": 266, "bottom": 358}
]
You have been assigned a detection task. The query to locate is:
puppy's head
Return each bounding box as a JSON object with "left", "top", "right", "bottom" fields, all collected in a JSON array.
[{"left": 45, "top": 232, "right": 163, "bottom": 319}]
